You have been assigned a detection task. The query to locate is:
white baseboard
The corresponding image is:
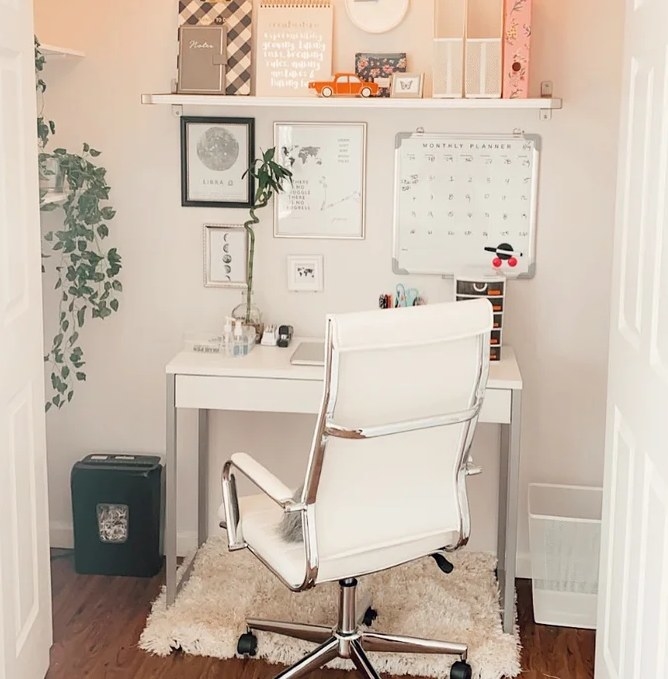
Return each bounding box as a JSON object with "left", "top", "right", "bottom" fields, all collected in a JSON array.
[
  {"left": 50, "top": 521, "right": 74, "bottom": 549},
  {"left": 516, "top": 552, "right": 531, "bottom": 579},
  {"left": 50, "top": 520, "right": 198, "bottom": 558},
  {"left": 50, "top": 520, "right": 533, "bottom": 579},
  {"left": 471, "top": 550, "right": 532, "bottom": 580},
  {"left": 177, "top": 531, "right": 198, "bottom": 556}
]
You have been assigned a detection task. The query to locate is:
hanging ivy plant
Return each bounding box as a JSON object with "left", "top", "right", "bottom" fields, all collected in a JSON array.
[
  {"left": 36, "top": 38, "right": 123, "bottom": 411},
  {"left": 35, "top": 38, "right": 54, "bottom": 150}
]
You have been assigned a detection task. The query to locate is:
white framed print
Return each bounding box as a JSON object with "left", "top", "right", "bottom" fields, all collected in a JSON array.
[
  {"left": 274, "top": 122, "right": 366, "bottom": 239},
  {"left": 181, "top": 117, "right": 254, "bottom": 208},
  {"left": 203, "top": 224, "right": 248, "bottom": 288},
  {"left": 287, "top": 255, "right": 324, "bottom": 292},
  {"left": 391, "top": 72, "right": 424, "bottom": 98}
]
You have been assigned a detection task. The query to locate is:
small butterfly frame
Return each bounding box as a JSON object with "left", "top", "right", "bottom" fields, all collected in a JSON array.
[{"left": 390, "top": 73, "right": 424, "bottom": 99}]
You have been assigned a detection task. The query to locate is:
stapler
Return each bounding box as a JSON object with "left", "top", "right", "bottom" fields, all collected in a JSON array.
[{"left": 277, "top": 325, "right": 293, "bottom": 348}]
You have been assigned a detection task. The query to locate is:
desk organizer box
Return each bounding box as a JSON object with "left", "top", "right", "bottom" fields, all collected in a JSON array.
[
  {"left": 455, "top": 272, "right": 505, "bottom": 360},
  {"left": 355, "top": 52, "right": 407, "bottom": 98},
  {"left": 433, "top": 0, "right": 532, "bottom": 98}
]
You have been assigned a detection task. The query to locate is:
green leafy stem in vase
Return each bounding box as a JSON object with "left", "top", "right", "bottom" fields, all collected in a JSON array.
[{"left": 242, "top": 148, "right": 292, "bottom": 323}]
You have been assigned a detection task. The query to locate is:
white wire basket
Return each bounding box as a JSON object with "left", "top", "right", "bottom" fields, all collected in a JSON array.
[{"left": 528, "top": 483, "right": 603, "bottom": 629}]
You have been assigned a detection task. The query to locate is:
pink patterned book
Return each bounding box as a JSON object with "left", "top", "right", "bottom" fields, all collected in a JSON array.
[{"left": 503, "top": 0, "right": 532, "bottom": 98}]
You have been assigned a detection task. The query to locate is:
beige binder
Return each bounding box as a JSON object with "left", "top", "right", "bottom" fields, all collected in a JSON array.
[{"left": 177, "top": 25, "right": 227, "bottom": 94}]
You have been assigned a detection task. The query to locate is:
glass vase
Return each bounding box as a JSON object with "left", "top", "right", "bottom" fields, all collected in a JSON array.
[
  {"left": 231, "top": 290, "right": 263, "bottom": 344},
  {"left": 39, "top": 155, "right": 64, "bottom": 193}
]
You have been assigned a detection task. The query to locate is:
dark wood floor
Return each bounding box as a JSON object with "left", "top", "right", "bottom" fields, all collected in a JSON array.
[{"left": 47, "top": 550, "right": 595, "bottom": 678}]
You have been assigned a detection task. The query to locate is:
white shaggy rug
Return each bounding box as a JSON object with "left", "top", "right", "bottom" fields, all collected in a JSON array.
[{"left": 140, "top": 537, "right": 520, "bottom": 679}]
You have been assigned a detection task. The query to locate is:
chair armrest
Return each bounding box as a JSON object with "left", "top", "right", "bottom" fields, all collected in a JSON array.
[
  {"left": 229, "top": 452, "right": 294, "bottom": 506},
  {"left": 221, "top": 453, "right": 295, "bottom": 552},
  {"left": 465, "top": 454, "right": 482, "bottom": 476}
]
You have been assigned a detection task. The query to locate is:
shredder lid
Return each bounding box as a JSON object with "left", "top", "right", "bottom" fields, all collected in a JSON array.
[{"left": 74, "top": 453, "right": 162, "bottom": 472}]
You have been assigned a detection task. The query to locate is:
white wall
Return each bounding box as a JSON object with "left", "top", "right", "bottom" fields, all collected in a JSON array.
[{"left": 35, "top": 0, "right": 624, "bottom": 573}]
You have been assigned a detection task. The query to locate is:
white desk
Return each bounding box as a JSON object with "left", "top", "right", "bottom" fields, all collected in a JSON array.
[{"left": 165, "top": 343, "right": 523, "bottom": 634}]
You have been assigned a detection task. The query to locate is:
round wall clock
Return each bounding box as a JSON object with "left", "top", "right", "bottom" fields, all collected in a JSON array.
[{"left": 344, "top": 0, "right": 410, "bottom": 34}]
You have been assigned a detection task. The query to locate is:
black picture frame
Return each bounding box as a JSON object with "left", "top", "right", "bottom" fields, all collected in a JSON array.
[{"left": 180, "top": 116, "right": 254, "bottom": 208}]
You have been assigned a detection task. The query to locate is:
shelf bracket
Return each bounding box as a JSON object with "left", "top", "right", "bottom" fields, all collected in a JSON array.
[
  {"left": 171, "top": 104, "right": 184, "bottom": 118},
  {"left": 539, "top": 81, "right": 553, "bottom": 121}
]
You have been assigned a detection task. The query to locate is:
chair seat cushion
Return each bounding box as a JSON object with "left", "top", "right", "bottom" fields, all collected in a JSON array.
[{"left": 219, "top": 495, "right": 459, "bottom": 588}]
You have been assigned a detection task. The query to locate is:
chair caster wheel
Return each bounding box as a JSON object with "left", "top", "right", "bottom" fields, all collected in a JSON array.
[
  {"left": 362, "top": 607, "right": 378, "bottom": 626},
  {"left": 237, "top": 632, "right": 258, "bottom": 657},
  {"left": 450, "top": 660, "right": 472, "bottom": 679},
  {"left": 432, "top": 552, "right": 454, "bottom": 574}
]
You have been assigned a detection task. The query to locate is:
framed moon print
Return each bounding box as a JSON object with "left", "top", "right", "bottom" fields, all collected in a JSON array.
[
  {"left": 181, "top": 117, "right": 254, "bottom": 208},
  {"left": 203, "top": 224, "right": 248, "bottom": 288}
]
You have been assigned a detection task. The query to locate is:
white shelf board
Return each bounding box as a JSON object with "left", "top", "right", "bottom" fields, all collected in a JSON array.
[
  {"left": 40, "top": 192, "right": 67, "bottom": 207},
  {"left": 40, "top": 44, "right": 85, "bottom": 59},
  {"left": 141, "top": 93, "right": 563, "bottom": 111}
]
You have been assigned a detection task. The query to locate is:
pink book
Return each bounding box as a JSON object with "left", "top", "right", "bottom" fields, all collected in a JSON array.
[{"left": 503, "top": 0, "right": 532, "bottom": 98}]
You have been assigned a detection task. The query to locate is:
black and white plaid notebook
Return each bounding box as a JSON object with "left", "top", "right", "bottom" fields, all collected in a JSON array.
[{"left": 178, "top": 0, "right": 252, "bottom": 95}]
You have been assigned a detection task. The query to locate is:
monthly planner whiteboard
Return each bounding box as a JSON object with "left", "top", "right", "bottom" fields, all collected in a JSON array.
[{"left": 392, "top": 132, "right": 540, "bottom": 278}]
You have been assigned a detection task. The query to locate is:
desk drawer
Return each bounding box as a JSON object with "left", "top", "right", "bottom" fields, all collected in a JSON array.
[
  {"left": 479, "top": 389, "right": 511, "bottom": 424},
  {"left": 176, "top": 375, "right": 323, "bottom": 414},
  {"left": 176, "top": 376, "right": 512, "bottom": 423}
]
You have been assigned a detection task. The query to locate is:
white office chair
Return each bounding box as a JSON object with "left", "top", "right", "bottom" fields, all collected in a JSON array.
[{"left": 220, "top": 299, "right": 492, "bottom": 679}]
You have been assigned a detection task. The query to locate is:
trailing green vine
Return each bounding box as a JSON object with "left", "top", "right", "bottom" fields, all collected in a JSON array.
[
  {"left": 36, "top": 38, "right": 123, "bottom": 411},
  {"left": 35, "top": 38, "right": 54, "bottom": 150}
]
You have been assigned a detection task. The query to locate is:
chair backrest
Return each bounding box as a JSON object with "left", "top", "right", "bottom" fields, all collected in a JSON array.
[{"left": 301, "top": 299, "right": 492, "bottom": 577}]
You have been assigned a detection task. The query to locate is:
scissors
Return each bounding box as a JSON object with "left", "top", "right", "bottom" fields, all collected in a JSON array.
[{"left": 395, "top": 284, "right": 419, "bottom": 307}]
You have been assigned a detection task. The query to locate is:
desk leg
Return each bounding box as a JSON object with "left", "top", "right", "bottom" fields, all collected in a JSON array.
[
  {"left": 198, "top": 409, "right": 209, "bottom": 547},
  {"left": 165, "top": 374, "right": 177, "bottom": 607},
  {"left": 497, "top": 389, "right": 522, "bottom": 634}
]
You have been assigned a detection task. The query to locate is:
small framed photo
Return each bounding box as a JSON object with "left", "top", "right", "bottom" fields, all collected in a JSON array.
[
  {"left": 181, "top": 116, "right": 254, "bottom": 208},
  {"left": 203, "top": 224, "right": 248, "bottom": 288},
  {"left": 287, "top": 255, "right": 324, "bottom": 292},
  {"left": 391, "top": 73, "right": 424, "bottom": 98}
]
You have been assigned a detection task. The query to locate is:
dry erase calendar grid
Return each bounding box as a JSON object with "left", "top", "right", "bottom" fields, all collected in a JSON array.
[{"left": 393, "top": 133, "right": 540, "bottom": 278}]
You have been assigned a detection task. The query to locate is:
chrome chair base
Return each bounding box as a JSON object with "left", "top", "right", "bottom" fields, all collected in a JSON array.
[{"left": 241, "top": 578, "right": 469, "bottom": 679}]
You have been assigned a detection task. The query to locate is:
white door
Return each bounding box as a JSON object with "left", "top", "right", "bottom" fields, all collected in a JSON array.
[
  {"left": 596, "top": 0, "right": 668, "bottom": 677},
  {"left": 0, "top": 0, "right": 53, "bottom": 677}
]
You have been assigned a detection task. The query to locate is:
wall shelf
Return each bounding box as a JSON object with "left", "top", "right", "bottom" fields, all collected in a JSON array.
[
  {"left": 141, "top": 92, "right": 563, "bottom": 113},
  {"left": 40, "top": 44, "right": 85, "bottom": 59}
]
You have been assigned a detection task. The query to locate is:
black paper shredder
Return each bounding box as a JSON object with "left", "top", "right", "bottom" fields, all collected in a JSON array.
[{"left": 71, "top": 453, "right": 163, "bottom": 576}]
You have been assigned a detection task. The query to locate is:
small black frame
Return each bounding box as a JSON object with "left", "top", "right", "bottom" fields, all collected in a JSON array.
[{"left": 180, "top": 116, "right": 255, "bottom": 208}]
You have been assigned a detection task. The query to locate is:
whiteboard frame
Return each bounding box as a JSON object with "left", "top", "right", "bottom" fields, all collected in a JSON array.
[{"left": 392, "top": 132, "right": 541, "bottom": 279}]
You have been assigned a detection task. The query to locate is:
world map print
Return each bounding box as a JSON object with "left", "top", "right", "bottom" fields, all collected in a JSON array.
[
  {"left": 280, "top": 145, "right": 323, "bottom": 169},
  {"left": 274, "top": 123, "right": 366, "bottom": 238}
]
